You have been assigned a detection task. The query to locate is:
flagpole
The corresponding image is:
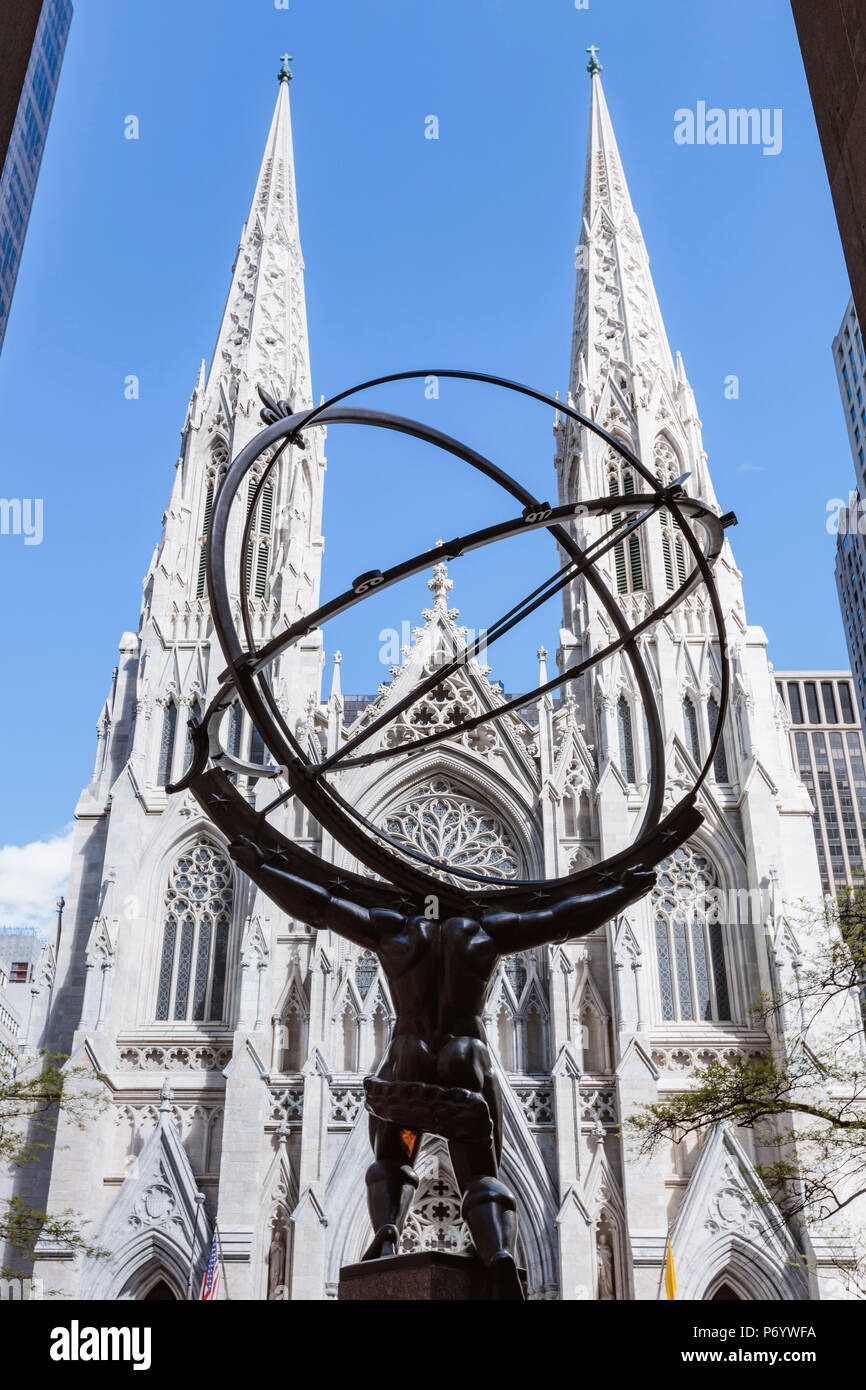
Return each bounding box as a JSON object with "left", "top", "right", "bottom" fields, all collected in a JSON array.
[
  {"left": 186, "top": 1193, "right": 206, "bottom": 1301},
  {"left": 215, "top": 1220, "right": 230, "bottom": 1301}
]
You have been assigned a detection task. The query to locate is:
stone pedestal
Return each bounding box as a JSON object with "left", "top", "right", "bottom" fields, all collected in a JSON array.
[{"left": 338, "top": 1252, "right": 526, "bottom": 1301}]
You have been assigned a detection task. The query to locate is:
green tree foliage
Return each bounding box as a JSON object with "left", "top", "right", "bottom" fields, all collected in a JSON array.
[
  {"left": 0, "top": 1053, "right": 108, "bottom": 1277},
  {"left": 630, "top": 891, "right": 866, "bottom": 1295}
]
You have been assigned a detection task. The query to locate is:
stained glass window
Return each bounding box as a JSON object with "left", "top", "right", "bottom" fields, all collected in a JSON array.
[
  {"left": 505, "top": 954, "right": 527, "bottom": 998},
  {"left": 653, "top": 847, "right": 732, "bottom": 1024},
  {"left": 708, "top": 697, "right": 730, "bottom": 783},
  {"left": 683, "top": 697, "right": 701, "bottom": 763},
  {"left": 356, "top": 950, "right": 377, "bottom": 998},
  {"left": 617, "top": 697, "right": 636, "bottom": 783},
  {"left": 157, "top": 702, "right": 177, "bottom": 787},
  {"left": 155, "top": 841, "right": 233, "bottom": 1023},
  {"left": 382, "top": 778, "right": 520, "bottom": 884}
]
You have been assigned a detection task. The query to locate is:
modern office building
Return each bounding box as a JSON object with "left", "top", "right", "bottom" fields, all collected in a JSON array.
[
  {"left": 832, "top": 299, "right": 866, "bottom": 728},
  {"left": 0, "top": 0, "right": 72, "bottom": 354},
  {"left": 833, "top": 298, "right": 866, "bottom": 495},
  {"left": 774, "top": 670, "right": 866, "bottom": 892},
  {"left": 791, "top": 1, "right": 866, "bottom": 334}
]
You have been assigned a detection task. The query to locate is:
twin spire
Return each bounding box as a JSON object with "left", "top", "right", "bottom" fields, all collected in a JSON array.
[
  {"left": 572, "top": 45, "right": 676, "bottom": 402},
  {"left": 205, "top": 55, "right": 313, "bottom": 417},
  {"left": 202, "top": 48, "right": 681, "bottom": 460}
]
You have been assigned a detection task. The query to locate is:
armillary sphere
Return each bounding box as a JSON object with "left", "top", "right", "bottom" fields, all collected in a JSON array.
[{"left": 172, "top": 369, "right": 735, "bottom": 913}]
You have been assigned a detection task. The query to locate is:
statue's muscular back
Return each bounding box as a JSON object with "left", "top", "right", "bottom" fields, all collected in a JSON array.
[{"left": 372, "top": 911, "right": 498, "bottom": 1051}]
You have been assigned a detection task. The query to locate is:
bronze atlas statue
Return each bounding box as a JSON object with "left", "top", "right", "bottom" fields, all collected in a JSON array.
[{"left": 171, "top": 369, "right": 734, "bottom": 1300}]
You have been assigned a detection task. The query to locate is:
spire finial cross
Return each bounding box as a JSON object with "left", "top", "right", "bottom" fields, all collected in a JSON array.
[
  {"left": 279, "top": 53, "right": 293, "bottom": 84},
  {"left": 428, "top": 559, "right": 454, "bottom": 611},
  {"left": 586, "top": 45, "right": 603, "bottom": 76}
]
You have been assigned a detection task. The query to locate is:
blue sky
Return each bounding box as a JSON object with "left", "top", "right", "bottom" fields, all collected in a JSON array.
[{"left": 0, "top": 0, "right": 854, "bottom": 876}]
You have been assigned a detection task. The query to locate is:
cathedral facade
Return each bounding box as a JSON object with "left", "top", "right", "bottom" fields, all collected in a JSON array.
[{"left": 9, "top": 59, "right": 858, "bottom": 1301}]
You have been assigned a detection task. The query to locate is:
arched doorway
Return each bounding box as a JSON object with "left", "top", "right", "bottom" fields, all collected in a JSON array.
[
  {"left": 709, "top": 1282, "right": 742, "bottom": 1301},
  {"left": 143, "top": 1279, "right": 177, "bottom": 1301}
]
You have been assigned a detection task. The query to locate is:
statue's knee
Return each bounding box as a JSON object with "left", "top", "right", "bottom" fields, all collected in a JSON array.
[
  {"left": 365, "top": 1159, "right": 419, "bottom": 1192},
  {"left": 461, "top": 1175, "right": 517, "bottom": 1218}
]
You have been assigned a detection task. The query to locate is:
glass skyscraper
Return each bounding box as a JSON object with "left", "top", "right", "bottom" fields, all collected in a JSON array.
[{"left": 0, "top": 0, "right": 72, "bottom": 354}]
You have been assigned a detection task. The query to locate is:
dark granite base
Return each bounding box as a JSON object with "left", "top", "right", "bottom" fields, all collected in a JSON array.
[{"left": 338, "top": 1251, "right": 526, "bottom": 1301}]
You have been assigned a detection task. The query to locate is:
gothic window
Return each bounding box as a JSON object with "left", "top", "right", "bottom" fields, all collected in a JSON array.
[
  {"left": 683, "top": 697, "right": 701, "bottom": 763},
  {"left": 155, "top": 841, "right": 233, "bottom": 1023},
  {"left": 382, "top": 778, "right": 521, "bottom": 882},
  {"left": 607, "top": 456, "right": 644, "bottom": 594},
  {"left": 182, "top": 699, "right": 202, "bottom": 777},
  {"left": 355, "top": 950, "right": 377, "bottom": 998},
  {"left": 275, "top": 993, "right": 307, "bottom": 1073},
  {"left": 653, "top": 847, "right": 731, "bottom": 1023},
  {"left": 708, "top": 696, "right": 730, "bottom": 782},
  {"left": 195, "top": 480, "right": 215, "bottom": 600},
  {"left": 523, "top": 998, "right": 548, "bottom": 1073},
  {"left": 227, "top": 701, "right": 244, "bottom": 759},
  {"left": 617, "top": 697, "right": 636, "bottom": 783},
  {"left": 157, "top": 702, "right": 177, "bottom": 787},
  {"left": 372, "top": 1005, "right": 390, "bottom": 1066},
  {"left": 244, "top": 474, "right": 275, "bottom": 599},
  {"left": 579, "top": 1001, "right": 609, "bottom": 1073},
  {"left": 504, "top": 954, "right": 527, "bottom": 999},
  {"left": 595, "top": 701, "right": 606, "bottom": 761},
  {"left": 660, "top": 511, "right": 687, "bottom": 591},
  {"left": 496, "top": 1007, "right": 516, "bottom": 1072},
  {"left": 250, "top": 726, "right": 267, "bottom": 767},
  {"left": 655, "top": 439, "right": 689, "bottom": 591},
  {"left": 340, "top": 1006, "right": 359, "bottom": 1072}
]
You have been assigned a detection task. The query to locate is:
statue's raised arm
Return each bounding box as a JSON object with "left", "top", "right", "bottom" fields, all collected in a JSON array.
[
  {"left": 228, "top": 836, "right": 382, "bottom": 951},
  {"left": 482, "top": 865, "right": 658, "bottom": 955}
]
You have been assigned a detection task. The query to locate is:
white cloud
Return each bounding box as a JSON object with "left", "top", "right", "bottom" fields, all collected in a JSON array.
[{"left": 0, "top": 827, "right": 75, "bottom": 938}]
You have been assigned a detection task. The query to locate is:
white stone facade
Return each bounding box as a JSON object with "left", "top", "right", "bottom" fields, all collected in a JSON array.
[{"left": 6, "top": 64, "right": 863, "bottom": 1302}]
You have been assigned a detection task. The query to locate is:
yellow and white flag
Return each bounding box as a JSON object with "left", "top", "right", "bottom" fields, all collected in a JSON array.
[{"left": 664, "top": 1235, "right": 677, "bottom": 1300}]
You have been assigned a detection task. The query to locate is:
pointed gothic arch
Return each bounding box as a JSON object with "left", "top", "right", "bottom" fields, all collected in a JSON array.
[
  {"left": 682, "top": 693, "right": 701, "bottom": 764},
  {"left": 272, "top": 974, "right": 309, "bottom": 1075},
  {"left": 574, "top": 969, "right": 611, "bottom": 1075},
  {"left": 353, "top": 749, "right": 542, "bottom": 885},
  {"left": 116, "top": 1248, "right": 187, "bottom": 1302},
  {"left": 152, "top": 837, "right": 235, "bottom": 1024},
  {"left": 616, "top": 694, "right": 636, "bottom": 783},
  {"left": 604, "top": 446, "right": 644, "bottom": 594},
  {"left": 652, "top": 843, "right": 732, "bottom": 1025},
  {"left": 156, "top": 699, "right": 178, "bottom": 787}
]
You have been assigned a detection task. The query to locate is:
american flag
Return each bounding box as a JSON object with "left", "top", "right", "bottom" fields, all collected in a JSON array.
[{"left": 200, "top": 1232, "right": 221, "bottom": 1301}]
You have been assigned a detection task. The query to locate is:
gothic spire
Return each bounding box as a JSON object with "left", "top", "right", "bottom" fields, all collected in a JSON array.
[
  {"left": 207, "top": 64, "right": 314, "bottom": 416},
  {"left": 571, "top": 58, "right": 675, "bottom": 404}
]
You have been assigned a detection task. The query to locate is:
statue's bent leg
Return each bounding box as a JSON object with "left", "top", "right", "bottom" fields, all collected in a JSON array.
[
  {"left": 438, "top": 1037, "right": 524, "bottom": 1299},
  {"left": 361, "top": 1119, "right": 421, "bottom": 1261},
  {"left": 461, "top": 1175, "right": 522, "bottom": 1299},
  {"left": 361, "top": 1034, "right": 432, "bottom": 1261}
]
